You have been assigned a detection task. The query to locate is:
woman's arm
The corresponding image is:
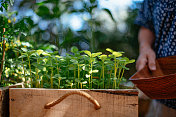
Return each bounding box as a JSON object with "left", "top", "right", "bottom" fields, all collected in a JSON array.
[{"left": 136, "top": 26, "right": 156, "bottom": 71}]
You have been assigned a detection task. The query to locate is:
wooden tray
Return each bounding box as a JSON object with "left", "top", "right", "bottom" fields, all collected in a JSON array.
[
  {"left": 9, "top": 89, "right": 138, "bottom": 117},
  {"left": 130, "top": 55, "right": 176, "bottom": 99}
]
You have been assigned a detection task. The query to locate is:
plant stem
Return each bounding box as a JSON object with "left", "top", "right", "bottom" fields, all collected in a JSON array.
[
  {"left": 117, "top": 68, "right": 122, "bottom": 88},
  {"left": 80, "top": 83, "right": 82, "bottom": 89},
  {"left": 58, "top": 79, "right": 61, "bottom": 89},
  {"left": 45, "top": 71, "right": 48, "bottom": 88},
  {"left": 82, "top": 67, "right": 86, "bottom": 80},
  {"left": 22, "top": 58, "right": 26, "bottom": 83},
  {"left": 115, "top": 61, "right": 119, "bottom": 88},
  {"left": 36, "top": 58, "right": 39, "bottom": 88},
  {"left": 91, "top": 61, "right": 93, "bottom": 88},
  {"left": 17, "top": 33, "right": 21, "bottom": 57},
  {"left": 67, "top": 61, "right": 69, "bottom": 78},
  {"left": 51, "top": 67, "right": 53, "bottom": 88},
  {"left": 0, "top": 29, "right": 6, "bottom": 81},
  {"left": 102, "top": 62, "right": 105, "bottom": 89},
  {"left": 99, "top": 65, "right": 102, "bottom": 89},
  {"left": 89, "top": 75, "right": 90, "bottom": 89},
  {"left": 56, "top": 59, "right": 61, "bottom": 89},
  {"left": 114, "top": 58, "right": 117, "bottom": 89},
  {"left": 78, "top": 64, "right": 80, "bottom": 88},
  {"left": 27, "top": 56, "right": 32, "bottom": 88},
  {"left": 108, "top": 66, "right": 113, "bottom": 88},
  {"left": 56, "top": 60, "right": 59, "bottom": 74},
  {"left": 41, "top": 76, "right": 43, "bottom": 88},
  {"left": 74, "top": 65, "right": 76, "bottom": 88},
  {"left": 117, "top": 65, "right": 125, "bottom": 88}
]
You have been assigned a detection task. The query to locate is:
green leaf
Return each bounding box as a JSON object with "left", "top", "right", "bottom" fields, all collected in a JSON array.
[
  {"left": 99, "top": 55, "right": 107, "bottom": 61},
  {"left": 71, "top": 46, "right": 78, "bottom": 53},
  {"left": 42, "top": 52, "right": 51, "bottom": 56},
  {"left": 19, "top": 55, "right": 27, "bottom": 59},
  {"left": 0, "top": 7, "right": 3, "bottom": 12},
  {"left": 128, "top": 59, "right": 135, "bottom": 64},
  {"left": 50, "top": 51, "right": 58, "bottom": 55},
  {"left": 21, "top": 48, "right": 28, "bottom": 52},
  {"left": 21, "top": 42, "right": 32, "bottom": 47},
  {"left": 92, "top": 52, "right": 102, "bottom": 58},
  {"left": 53, "top": 6, "right": 60, "bottom": 17},
  {"left": 43, "top": 67, "right": 47, "bottom": 71},
  {"left": 102, "top": 8, "right": 116, "bottom": 23},
  {"left": 90, "top": 0, "right": 96, "bottom": 3},
  {"left": 81, "top": 81, "right": 87, "bottom": 84},
  {"left": 112, "top": 52, "right": 122, "bottom": 58},
  {"left": 53, "top": 74, "right": 61, "bottom": 78},
  {"left": 70, "top": 59, "right": 78, "bottom": 64},
  {"left": 89, "top": 70, "right": 99, "bottom": 74},
  {"left": 2, "top": 2, "right": 8, "bottom": 11},
  {"left": 69, "top": 64, "right": 75, "bottom": 70},
  {"left": 92, "top": 70, "right": 99, "bottom": 73},
  {"left": 36, "top": 6, "right": 50, "bottom": 17},
  {"left": 36, "top": 1, "right": 50, "bottom": 6},
  {"left": 36, "top": 50, "right": 44, "bottom": 56},
  {"left": 28, "top": 50, "right": 36, "bottom": 56},
  {"left": 83, "top": 50, "right": 91, "bottom": 57},
  {"left": 55, "top": 55, "right": 61, "bottom": 58},
  {"left": 122, "top": 66, "right": 129, "bottom": 70},
  {"left": 106, "top": 48, "right": 113, "bottom": 53},
  {"left": 13, "top": 48, "right": 22, "bottom": 52}
]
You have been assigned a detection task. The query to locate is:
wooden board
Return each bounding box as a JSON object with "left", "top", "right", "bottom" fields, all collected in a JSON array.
[
  {"left": 0, "top": 83, "right": 24, "bottom": 117},
  {"left": 10, "top": 89, "right": 138, "bottom": 117},
  {"left": 0, "top": 87, "right": 9, "bottom": 117}
]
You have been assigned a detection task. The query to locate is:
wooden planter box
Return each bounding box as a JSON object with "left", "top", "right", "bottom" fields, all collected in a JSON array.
[
  {"left": 0, "top": 83, "right": 24, "bottom": 117},
  {"left": 9, "top": 88, "right": 138, "bottom": 117}
]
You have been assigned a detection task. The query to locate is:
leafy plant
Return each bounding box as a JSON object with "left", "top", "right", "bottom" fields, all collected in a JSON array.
[
  {"left": 2, "top": 44, "right": 135, "bottom": 89},
  {"left": 0, "top": 0, "right": 138, "bottom": 89}
]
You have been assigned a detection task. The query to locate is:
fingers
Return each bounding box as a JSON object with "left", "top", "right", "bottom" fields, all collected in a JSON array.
[
  {"left": 136, "top": 55, "right": 147, "bottom": 71},
  {"left": 136, "top": 50, "right": 156, "bottom": 71},
  {"left": 147, "top": 52, "right": 156, "bottom": 71}
]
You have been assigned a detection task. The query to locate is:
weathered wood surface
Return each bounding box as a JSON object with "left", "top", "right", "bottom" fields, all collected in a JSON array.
[
  {"left": 0, "top": 83, "right": 24, "bottom": 117},
  {"left": 10, "top": 89, "right": 138, "bottom": 117},
  {"left": 0, "top": 87, "right": 9, "bottom": 117}
]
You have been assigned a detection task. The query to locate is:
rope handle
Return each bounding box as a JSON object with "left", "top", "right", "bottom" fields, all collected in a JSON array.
[{"left": 44, "top": 90, "right": 101, "bottom": 110}]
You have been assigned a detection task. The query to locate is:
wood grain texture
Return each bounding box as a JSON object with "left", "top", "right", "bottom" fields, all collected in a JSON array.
[
  {"left": 10, "top": 89, "right": 138, "bottom": 117},
  {"left": 0, "top": 88, "right": 9, "bottom": 117},
  {"left": 0, "top": 83, "right": 24, "bottom": 117}
]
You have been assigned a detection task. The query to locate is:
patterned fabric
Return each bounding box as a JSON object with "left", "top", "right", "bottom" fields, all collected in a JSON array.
[{"left": 135, "top": 0, "right": 176, "bottom": 109}]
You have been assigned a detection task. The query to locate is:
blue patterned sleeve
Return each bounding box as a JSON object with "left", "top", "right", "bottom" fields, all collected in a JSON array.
[{"left": 134, "top": 0, "right": 154, "bottom": 31}]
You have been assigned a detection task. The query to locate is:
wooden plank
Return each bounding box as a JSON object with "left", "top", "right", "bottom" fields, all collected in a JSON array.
[
  {"left": 0, "top": 83, "right": 24, "bottom": 117},
  {"left": 10, "top": 89, "right": 138, "bottom": 117},
  {"left": 0, "top": 87, "right": 9, "bottom": 117}
]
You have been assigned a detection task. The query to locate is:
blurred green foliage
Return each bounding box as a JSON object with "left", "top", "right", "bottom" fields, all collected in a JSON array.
[
  {"left": 0, "top": 0, "right": 140, "bottom": 87},
  {"left": 16, "top": 0, "right": 140, "bottom": 54}
]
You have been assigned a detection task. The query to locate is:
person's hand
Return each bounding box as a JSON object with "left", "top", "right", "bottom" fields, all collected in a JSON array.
[
  {"left": 136, "top": 46, "right": 156, "bottom": 100},
  {"left": 136, "top": 46, "right": 156, "bottom": 71}
]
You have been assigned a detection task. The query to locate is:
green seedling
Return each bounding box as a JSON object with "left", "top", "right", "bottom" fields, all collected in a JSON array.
[
  {"left": 3, "top": 43, "right": 135, "bottom": 89},
  {"left": 99, "top": 54, "right": 107, "bottom": 88},
  {"left": 83, "top": 50, "right": 102, "bottom": 88},
  {"left": 20, "top": 48, "right": 36, "bottom": 87},
  {"left": 106, "top": 48, "right": 123, "bottom": 89}
]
